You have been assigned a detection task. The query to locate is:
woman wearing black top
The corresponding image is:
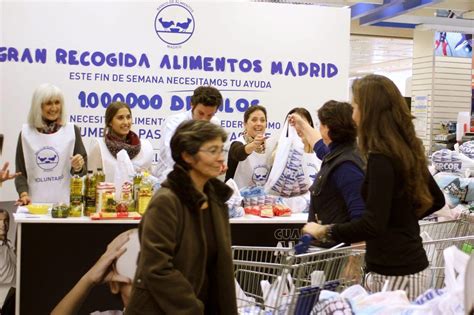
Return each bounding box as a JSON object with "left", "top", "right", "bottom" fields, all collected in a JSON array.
[{"left": 301, "top": 74, "right": 445, "bottom": 300}]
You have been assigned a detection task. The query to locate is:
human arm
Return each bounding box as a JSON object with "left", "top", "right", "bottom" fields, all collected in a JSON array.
[
  {"left": 14, "top": 133, "right": 31, "bottom": 205},
  {"left": 51, "top": 230, "right": 132, "bottom": 315},
  {"left": 135, "top": 193, "right": 204, "bottom": 313},
  {"left": 303, "top": 154, "right": 393, "bottom": 243},
  {"left": 288, "top": 114, "right": 321, "bottom": 148},
  {"left": 331, "top": 161, "right": 365, "bottom": 220},
  {"left": 313, "top": 139, "right": 330, "bottom": 160},
  {"left": 70, "top": 125, "right": 87, "bottom": 176},
  {"left": 418, "top": 170, "right": 446, "bottom": 218}
]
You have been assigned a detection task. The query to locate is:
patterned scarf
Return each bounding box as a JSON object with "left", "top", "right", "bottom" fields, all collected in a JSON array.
[
  {"left": 243, "top": 131, "right": 265, "bottom": 154},
  {"left": 38, "top": 120, "right": 61, "bottom": 134},
  {"left": 104, "top": 130, "right": 141, "bottom": 160}
]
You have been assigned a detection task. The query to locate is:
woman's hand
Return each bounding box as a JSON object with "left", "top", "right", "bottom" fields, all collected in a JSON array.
[
  {"left": 288, "top": 114, "right": 321, "bottom": 148},
  {"left": 70, "top": 154, "right": 85, "bottom": 173},
  {"left": 302, "top": 222, "right": 327, "bottom": 239},
  {"left": 15, "top": 192, "right": 31, "bottom": 206},
  {"left": 0, "top": 162, "right": 21, "bottom": 183},
  {"left": 246, "top": 134, "right": 266, "bottom": 154}
]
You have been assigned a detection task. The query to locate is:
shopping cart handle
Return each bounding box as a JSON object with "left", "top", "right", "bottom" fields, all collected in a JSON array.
[{"left": 295, "top": 234, "right": 314, "bottom": 254}]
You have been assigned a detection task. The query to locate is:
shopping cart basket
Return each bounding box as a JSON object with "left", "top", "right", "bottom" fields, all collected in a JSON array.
[
  {"left": 419, "top": 213, "right": 474, "bottom": 240},
  {"left": 232, "top": 244, "right": 365, "bottom": 314},
  {"left": 423, "top": 235, "right": 474, "bottom": 289}
]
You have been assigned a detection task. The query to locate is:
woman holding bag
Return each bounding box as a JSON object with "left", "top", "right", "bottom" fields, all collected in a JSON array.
[
  {"left": 268, "top": 107, "right": 322, "bottom": 198},
  {"left": 289, "top": 101, "right": 365, "bottom": 232},
  {"left": 88, "top": 101, "right": 153, "bottom": 181},
  {"left": 300, "top": 75, "right": 445, "bottom": 299},
  {"left": 225, "top": 105, "right": 274, "bottom": 188}
]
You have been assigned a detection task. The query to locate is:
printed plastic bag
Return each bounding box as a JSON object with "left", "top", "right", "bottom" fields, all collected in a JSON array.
[
  {"left": 265, "top": 120, "right": 315, "bottom": 197},
  {"left": 431, "top": 149, "right": 474, "bottom": 176},
  {"left": 459, "top": 140, "right": 474, "bottom": 159},
  {"left": 226, "top": 179, "right": 244, "bottom": 218}
]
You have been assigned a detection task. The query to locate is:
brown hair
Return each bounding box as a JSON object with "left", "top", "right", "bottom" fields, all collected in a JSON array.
[
  {"left": 105, "top": 102, "right": 131, "bottom": 132},
  {"left": 170, "top": 120, "right": 227, "bottom": 170},
  {"left": 244, "top": 105, "right": 267, "bottom": 123},
  {"left": 352, "top": 74, "right": 432, "bottom": 217},
  {"left": 317, "top": 100, "right": 357, "bottom": 144}
]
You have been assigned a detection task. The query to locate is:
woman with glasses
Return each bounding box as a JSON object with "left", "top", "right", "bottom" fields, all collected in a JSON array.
[
  {"left": 225, "top": 105, "right": 274, "bottom": 188},
  {"left": 290, "top": 101, "right": 365, "bottom": 247},
  {"left": 15, "top": 83, "right": 87, "bottom": 205},
  {"left": 88, "top": 101, "right": 153, "bottom": 181},
  {"left": 126, "top": 120, "right": 237, "bottom": 315},
  {"left": 300, "top": 75, "right": 445, "bottom": 300}
]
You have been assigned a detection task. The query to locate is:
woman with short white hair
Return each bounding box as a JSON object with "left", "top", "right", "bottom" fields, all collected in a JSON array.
[{"left": 15, "top": 83, "right": 87, "bottom": 205}]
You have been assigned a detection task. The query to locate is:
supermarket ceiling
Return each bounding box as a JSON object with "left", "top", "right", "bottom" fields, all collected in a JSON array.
[
  {"left": 254, "top": 0, "right": 474, "bottom": 33},
  {"left": 254, "top": 0, "right": 472, "bottom": 76}
]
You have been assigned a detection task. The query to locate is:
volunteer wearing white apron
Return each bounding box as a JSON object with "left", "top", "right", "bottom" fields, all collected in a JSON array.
[
  {"left": 88, "top": 101, "right": 153, "bottom": 182},
  {"left": 225, "top": 105, "right": 273, "bottom": 189},
  {"left": 15, "top": 83, "right": 87, "bottom": 205},
  {"left": 154, "top": 86, "right": 223, "bottom": 183}
]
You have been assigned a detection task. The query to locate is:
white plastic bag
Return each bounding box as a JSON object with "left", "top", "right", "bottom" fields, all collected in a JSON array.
[
  {"left": 265, "top": 120, "right": 318, "bottom": 197},
  {"left": 436, "top": 245, "right": 469, "bottom": 314},
  {"left": 262, "top": 272, "right": 295, "bottom": 314},
  {"left": 114, "top": 149, "right": 136, "bottom": 200}
]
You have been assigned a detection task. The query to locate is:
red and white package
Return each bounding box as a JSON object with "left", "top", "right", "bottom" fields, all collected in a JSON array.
[{"left": 273, "top": 204, "right": 291, "bottom": 217}]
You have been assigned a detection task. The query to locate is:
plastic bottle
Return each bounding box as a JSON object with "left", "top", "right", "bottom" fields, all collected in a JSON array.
[
  {"left": 84, "top": 170, "right": 96, "bottom": 216},
  {"left": 96, "top": 167, "right": 106, "bottom": 184},
  {"left": 137, "top": 172, "right": 152, "bottom": 215},
  {"left": 132, "top": 172, "right": 143, "bottom": 212},
  {"left": 69, "top": 175, "right": 84, "bottom": 217}
]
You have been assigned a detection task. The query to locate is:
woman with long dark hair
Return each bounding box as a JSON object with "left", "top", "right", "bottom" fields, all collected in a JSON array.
[
  {"left": 299, "top": 75, "right": 445, "bottom": 300},
  {"left": 88, "top": 101, "right": 153, "bottom": 181}
]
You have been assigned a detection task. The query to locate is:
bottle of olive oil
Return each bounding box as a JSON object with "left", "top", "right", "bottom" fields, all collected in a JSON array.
[
  {"left": 84, "top": 170, "right": 96, "bottom": 216},
  {"left": 70, "top": 175, "right": 84, "bottom": 217},
  {"left": 137, "top": 172, "right": 152, "bottom": 215}
]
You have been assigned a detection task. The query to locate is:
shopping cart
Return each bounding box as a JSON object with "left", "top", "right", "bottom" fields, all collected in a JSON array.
[
  {"left": 423, "top": 235, "right": 474, "bottom": 289},
  {"left": 232, "top": 244, "right": 365, "bottom": 314},
  {"left": 419, "top": 213, "right": 474, "bottom": 240}
]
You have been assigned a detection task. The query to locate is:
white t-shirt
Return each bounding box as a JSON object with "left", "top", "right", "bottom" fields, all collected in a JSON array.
[{"left": 154, "top": 110, "right": 221, "bottom": 182}]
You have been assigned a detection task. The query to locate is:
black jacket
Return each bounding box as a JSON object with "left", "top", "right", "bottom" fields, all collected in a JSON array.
[
  {"left": 309, "top": 141, "right": 364, "bottom": 225},
  {"left": 332, "top": 153, "right": 445, "bottom": 276}
]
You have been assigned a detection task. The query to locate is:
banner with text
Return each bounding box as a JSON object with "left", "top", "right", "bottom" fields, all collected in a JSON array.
[{"left": 0, "top": 0, "right": 350, "bottom": 199}]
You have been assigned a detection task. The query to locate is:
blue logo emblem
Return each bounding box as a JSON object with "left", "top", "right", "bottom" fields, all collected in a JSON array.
[
  {"left": 155, "top": 2, "right": 195, "bottom": 46},
  {"left": 36, "top": 147, "right": 59, "bottom": 171},
  {"left": 252, "top": 166, "right": 269, "bottom": 186}
]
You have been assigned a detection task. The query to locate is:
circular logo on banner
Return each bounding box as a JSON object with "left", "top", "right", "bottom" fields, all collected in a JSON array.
[
  {"left": 35, "top": 147, "right": 59, "bottom": 171},
  {"left": 154, "top": 2, "right": 195, "bottom": 46}
]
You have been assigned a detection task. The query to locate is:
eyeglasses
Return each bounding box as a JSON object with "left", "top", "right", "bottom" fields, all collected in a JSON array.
[{"left": 199, "top": 147, "right": 229, "bottom": 157}]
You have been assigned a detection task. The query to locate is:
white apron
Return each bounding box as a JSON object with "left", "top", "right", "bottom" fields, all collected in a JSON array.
[
  {"left": 22, "top": 124, "right": 75, "bottom": 203},
  {"left": 233, "top": 136, "right": 273, "bottom": 189},
  {"left": 95, "top": 138, "right": 153, "bottom": 182}
]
